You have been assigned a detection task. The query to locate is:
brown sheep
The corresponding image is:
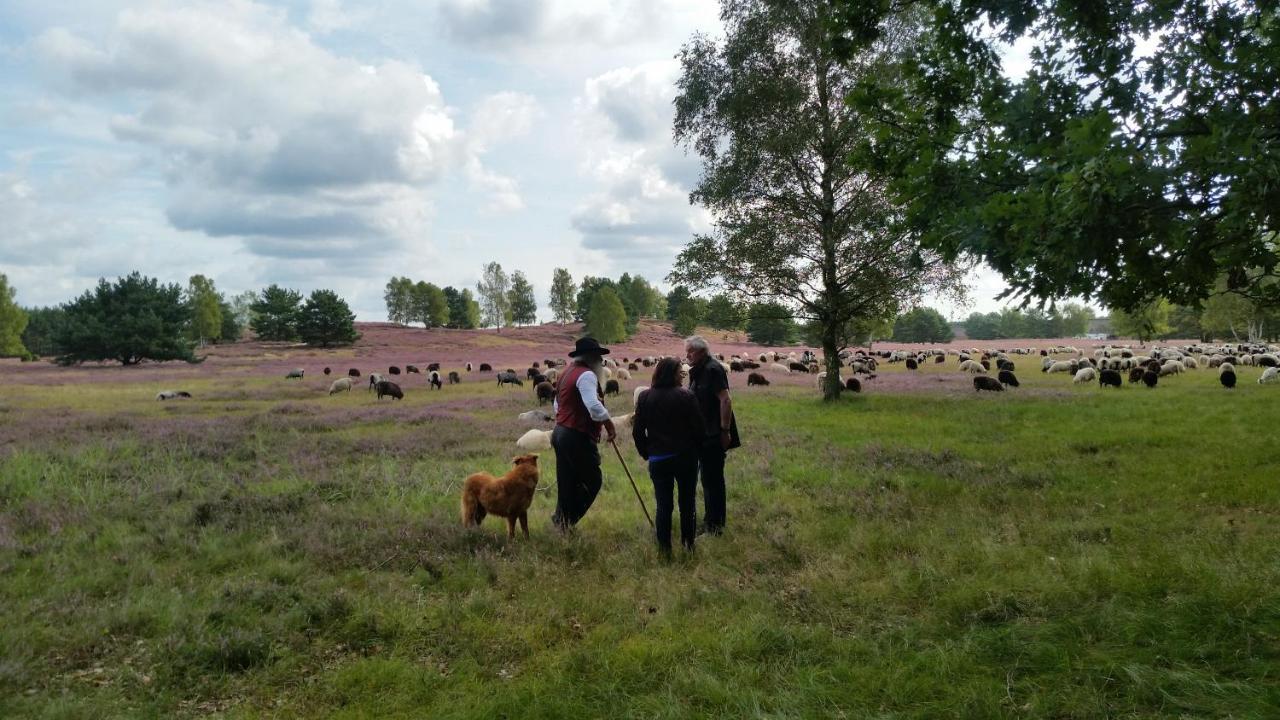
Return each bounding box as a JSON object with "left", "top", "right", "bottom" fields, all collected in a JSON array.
[{"left": 375, "top": 380, "right": 403, "bottom": 400}]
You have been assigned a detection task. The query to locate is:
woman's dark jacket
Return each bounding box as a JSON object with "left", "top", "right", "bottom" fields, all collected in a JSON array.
[{"left": 631, "top": 387, "right": 705, "bottom": 460}]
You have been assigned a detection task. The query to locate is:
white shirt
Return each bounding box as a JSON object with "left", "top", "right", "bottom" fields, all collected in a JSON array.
[{"left": 552, "top": 368, "right": 611, "bottom": 422}]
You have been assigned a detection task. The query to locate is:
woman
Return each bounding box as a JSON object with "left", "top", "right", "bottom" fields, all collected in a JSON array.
[{"left": 632, "top": 357, "right": 705, "bottom": 557}]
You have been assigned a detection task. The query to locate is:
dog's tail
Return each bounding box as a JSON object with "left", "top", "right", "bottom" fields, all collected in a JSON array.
[{"left": 460, "top": 481, "right": 486, "bottom": 527}]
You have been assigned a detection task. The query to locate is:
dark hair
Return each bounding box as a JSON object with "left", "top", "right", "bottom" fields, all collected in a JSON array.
[{"left": 650, "top": 357, "right": 682, "bottom": 389}]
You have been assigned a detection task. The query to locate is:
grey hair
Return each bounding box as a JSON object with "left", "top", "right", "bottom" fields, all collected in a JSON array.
[{"left": 684, "top": 335, "right": 709, "bottom": 353}]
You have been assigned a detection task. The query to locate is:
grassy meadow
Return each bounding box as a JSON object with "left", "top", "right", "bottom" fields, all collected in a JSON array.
[{"left": 2, "top": 357, "right": 1279, "bottom": 718}]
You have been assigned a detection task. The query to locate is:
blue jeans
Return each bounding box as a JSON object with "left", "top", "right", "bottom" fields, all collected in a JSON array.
[{"left": 649, "top": 453, "right": 698, "bottom": 554}]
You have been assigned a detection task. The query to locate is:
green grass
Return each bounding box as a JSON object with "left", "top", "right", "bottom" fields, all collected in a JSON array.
[{"left": 2, "top": 365, "right": 1279, "bottom": 718}]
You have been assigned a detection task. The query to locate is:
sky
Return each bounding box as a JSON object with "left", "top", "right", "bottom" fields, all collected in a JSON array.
[{"left": 1, "top": 0, "right": 1025, "bottom": 322}]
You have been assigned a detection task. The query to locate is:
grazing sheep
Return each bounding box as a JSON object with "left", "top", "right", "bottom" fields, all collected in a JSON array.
[
  {"left": 531, "top": 373, "right": 547, "bottom": 386},
  {"left": 536, "top": 381, "right": 555, "bottom": 404},
  {"left": 769, "top": 362, "right": 790, "bottom": 374},
  {"left": 448, "top": 371, "right": 461, "bottom": 385},
  {"left": 544, "top": 368, "right": 559, "bottom": 384},
  {"left": 1181, "top": 357, "right": 1198, "bottom": 370},
  {"left": 934, "top": 355, "right": 945, "bottom": 364},
  {"left": 348, "top": 368, "right": 361, "bottom": 378},
  {"left": 1220, "top": 367, "right": 1238, "bottom": 389},
  {"left": 285, "top": 368, "right": 305, "bottom": 380},
  {"left": 633, "top": 385, "right": 649, "bottom": 406},
  {"left": 368, "top": 373, "right": 385, "bottom": 391},
  {"left": 1159, "top": 360, "right": 1184, "bottom": 376},
  {"left": 427, "top": 362, "right": 441, "bottom": 372},
  {"left": 973, "top": 376, "right": 1004, "bottom": 392},
  {"left": 605, "top": 379, "right": 620, "bottom": 396},
  {"left": 518, "top": 410, "right": 552, "bottom": 425},
  {"left": 329, "top": 377, "right": 353, "bottom": 395},
  {"left": 905, "top": 358, "right": 918, "bottom": 371},
  {"left": 427, "top": 371, "right": 442, "bottom": 390},
  {"left": 375, "top": 380, "right": 404, "bottom": 400},
  {"left": 156, "top": 390, "right": 192, "bottom": 400},
  {"left": 1099, "top": 369, "right": 1122, "bottom": 389},
  {"left": 1073, "top": 367, "right": 1098, "bottom": 384},
  {"left": 1257, "top": 354, "right": 1279, "bottom": 368},
  {"left": 466, "top": 362, "right": 474, "bottom": 372},
  {"left": 323, "top": 367, "right": 331, "bottom": 375},
  {"left": 406, "top": 365, "right": 420, "bottom": 374},
  {"left": 516, "top": 429, "right": 552, "bottom": 452},
  {"left": 959, "top": 360, "right": 987, "bottom": 374},
  {"left": 388, "top": 366, "right": 401, "bottom": 375},
  {"left": 747, "top": 372, "right": 770, "bottom": 386},
  {"left": 497, "top": 371, "right": 524, "bottom": 388},
  {"left": 526, "top": 367, "right": 542, "bottom": 380},
  {"left": 1128, "top": 367, "right": 1144, "bottom": 383},
  {"left": 614, "top": 368, "right": 631, "bottom": 381},
  {"left": 611, "top": 413, "right": 633, "bottom": 438},
  {"left": 845, "top": 377, "right": 861, "bottom": 393},
  {"left": 1142, "top": 369, "right": 1158, "bottom": 388},
  {"left": 998, "top": 370, "right": 1019, "bottom": 388},
  {"left": 628, "top": 362, "right": 640, "bottom": 372},
  {"left": 788, "top": 361, "right": 811, "bottom": 373},
  {"left": 730, "top": 361, "right": 744, "bottom": 372},
  {"left": 1259, "top": 367, "right": 1279, "bottom": 384}
]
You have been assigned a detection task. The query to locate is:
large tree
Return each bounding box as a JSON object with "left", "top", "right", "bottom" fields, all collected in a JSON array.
[
  {"left": 55, "top": 272, "right": 199, "bottom": 365},
  {"left": 0, "top": 274, "right": 29, "bottom": 358},
  {"left": 250, "top": 285, "right": 302, "bottom": 341},
  {"left": 410, "top": 281, "right": 449, "bottom": 328},
  {"left": 476, "top": 262, "right": 511, "bottom": 331},
  {"left": 834, "top": 0, "right": 1280, "bottom": 311},
  {"left": 892, "top": 307, "right": 953, "bottom": 343},
  {"left": 584, "top": 287, "right": 628, "bottom": 343},
  {"left": 384, "top": 276, "right": 415, "bottom": 325},
  {"left": 20, "top": 306, "right": 66, "bottom": 358},
  {"left": 185, "top": 274, "right": 222, "bottom": 347},
  {"left": 549, "top": 268, "right": 576, "bottom": 325},
  {"left": 507, "top": 271, "right": 538, "bottom": 326},
  {"left": 671, "top": 0, "right": 961, "bottom": 399},
  {"left": 297, "top": 289, "right": 360, "bottom": 347}
]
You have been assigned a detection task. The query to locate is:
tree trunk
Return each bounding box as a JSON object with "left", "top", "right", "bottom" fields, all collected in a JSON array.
[{"left": 821, "top": 323, "right": 842, "bottom": 401}]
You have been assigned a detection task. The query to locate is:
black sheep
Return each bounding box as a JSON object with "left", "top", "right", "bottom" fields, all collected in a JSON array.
[
  {"left": 532, "top": 373, "right": 547, "bottom": 385},
  {"left": 374, "top": 380, "right": 403, "bottom": 400},
  {"left": 323, "top": 367, "right": 331, "bottom": 375},
  {"left": 448, "top": 371, "right": 461, "bottom": 384},
  {"left": 1220, "top": 370, "right": 1237, "bottom": 389},
  {"left": 605, "top": 379, "right": 620, "bottom": 396},
  {"left": 845, "top": 377, "right": 861, "bottom": 392},
  {"left": 536, "top": 381, "right": 555, "bottom": 404},
  {"left": 479, "top": 363, "right": 493, "bottom": 372},
  {"left": 388, "top": 366, "right": 401, "bottom": 375},
  {"left": 526, "top": 367, "right": 541, "bottom": 380},
  {"left": 973, "top": 376, "right": 1004, "bottom": 392},
  {"left": 1128, "top": 367, "right": 1145, "bottom": 383},
  {"left": 1142, "top": 369, "right": 1158, "bottom": 388},
  {"left": 406, "top": 365, "right": 420, "bottom": 374},
  {"left": 348, "top": 368, "right": 361, "bottom": 378},
  {"left": 730, "top": 361, "right": 744, "bottom": 372},
  {"left": 934, "top": 354, "right": 945, "bottom": 364},
  {"left": 789, "top": 361, "right": 810, "bottom": 373},
  {"left": 998, "top": 370, "right": 1019, "bottom": 388},
  {"left": 427, "top": 362, "right": 441, "bottom": 372},
  {"left": 497, "top": 372, "right": 523, "bottom": 387},
  {"left": 905, "top": 358, "right": 918, "bottom": 371},
  {"left": 1098, "top": 369, "right": 1122, "bottom": 389},
  {"left": 747, "top": 372, "right": 770, "bottom": 386},
  {"left": 980, "top": 359, "right": 991, "bottom": 371},
  {"left": 1258, "top": 356, "right": 1278, "bottom": 368}
]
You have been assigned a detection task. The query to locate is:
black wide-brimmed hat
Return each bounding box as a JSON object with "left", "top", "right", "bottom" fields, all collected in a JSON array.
[{"left": 569, "top": 336, "right": 610, "bottom": 357}]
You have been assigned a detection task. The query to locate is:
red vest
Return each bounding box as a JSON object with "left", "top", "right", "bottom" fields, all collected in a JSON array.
[{"left": 555, "top": 364, "right": 603, "bottom": 440}]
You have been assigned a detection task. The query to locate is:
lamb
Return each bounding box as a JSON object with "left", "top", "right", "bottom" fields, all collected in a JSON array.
[
  {"left": 1259, "top": 367, "right": 1279, "bottom": 384},
  {"left": 285, "top": 368, "right": 305, "bottom": 380},
  {"left": 998, "top": 370, "right": 1019, "bottom": 388},
  {"left": 1073, "top": 367, "right": 1098, "bottom": 384},
  {"left": 497, "top": 372, "right": 524, "bottom": 388},
  {"left": 516, "top": 429, "right": 552, "bottom": 452},
  {"left": 427, "top": 371, "right": 443, "bottom": 390},
  {"left": 518, "top": 410, "right": 552, "bottom": 425},
  {"left": 747, "top": 372, "right": 770, "bottom": 386},
  {"left": 536, "top": 381, "right": 555, "bottom": 404},
  {"left": 973, "top": 376, "right": 1004, "bottom": 392},
  {"left": 156, "top": 390, "right": 192, "bottom": 400},
  {"left": 605, "top": 379, "right": 620, "bottom": 396},
  {"left": 329, "top": 377, "right": 353, "bottom": 394},
  {"left": 448, "top": 371, "right": 461, "bottom": 385},
  {"left": 375, "top": 380, "right": 404, "bottom": 400},
  {"left": 1098, "top": 369, "right": 1122, "bottom": 389}
]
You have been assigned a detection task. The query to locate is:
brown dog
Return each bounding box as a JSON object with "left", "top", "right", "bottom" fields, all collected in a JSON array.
[{"left": 460, "top": 454, "right": 540, "bottom": 539}]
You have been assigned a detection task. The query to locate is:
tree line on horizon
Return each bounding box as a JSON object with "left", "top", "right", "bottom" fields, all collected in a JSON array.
[{"left": 1, "top": 272, "right": 359, "bottom": 365}]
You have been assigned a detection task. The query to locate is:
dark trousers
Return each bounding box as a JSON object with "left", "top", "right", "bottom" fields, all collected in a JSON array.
[
  {"left": 551, "top": 425, "right": 602, "bottom": 529},
  {"left": 698, "top": 437, "right": 727, "bottom": 533},
  {"left": 649, "top": 453, "right": 698, "bottom": 554}
]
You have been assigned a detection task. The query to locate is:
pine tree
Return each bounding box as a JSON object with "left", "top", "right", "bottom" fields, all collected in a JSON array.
[
  {"left": 297, "top": 289, "right": 360, "bottom": 347},
  {"left": 56, "top": 272, "right": 199, "bottom": 365},
  {"left": 250, "top": 285, "right": 303, "bottom": 341}
]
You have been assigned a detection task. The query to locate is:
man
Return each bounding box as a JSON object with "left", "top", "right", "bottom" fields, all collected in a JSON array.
[
  {"left": 685, "top": 335, "right": 738, "bottom": 535},
  {"left": 551, "top": 337, "right": 617, "bottom": 530}
]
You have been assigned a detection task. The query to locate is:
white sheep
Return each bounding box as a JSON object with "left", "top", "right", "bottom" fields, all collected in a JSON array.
[
  {"left": 770, "top": 362, "right": 790, "bottom": 373},
  {"left": 367, "top": 372, "right": 384, "bottom": 391},
  {"left": 328, "top": 377, "right": 353, "bottom": 395},
  {"left": 1181, "top": 356, "right": 1199, "bottom": 370},
  {"left": 614, "top": 368, "right": 631, "bottom": 381},
  {"left": 611, "top": 412, "right": 633, "bottom": 438},
  {"left": 1159, "top": 360, "right": 1183, "bottom": 376},
  {"left": 959, "top": 360, "right": 987, "bottom": 374},
  {"left": 518, "top": 410, "right": 552, "bottom": 425},
  {"left": 1072, "top": 367, "right": 1097, "bottom": 383},
  {"left": 1259, "top": 367, "right": 1279, "bottom": 384},
  {"left": 516, "top": 429, "right": 552, "bottom": 452},
  {"left": 155, "top": 390, "right": 191, "bottom": 400},
  {"left": 544, "top": 368, "right": 559, "bottom": 384},
  {"left": 1046, "top": 361, "right": 1075, "bottom": 374},
  {"left": 816, "top": 371, "right": 827, "bottom": 388},
  {"left": 633, "top": 385, "right": 649, "bottom": 406}
]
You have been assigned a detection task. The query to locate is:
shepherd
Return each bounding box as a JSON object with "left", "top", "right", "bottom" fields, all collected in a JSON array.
[{"left": 550, "top": 337, "right": 617, "bottom": 531}]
